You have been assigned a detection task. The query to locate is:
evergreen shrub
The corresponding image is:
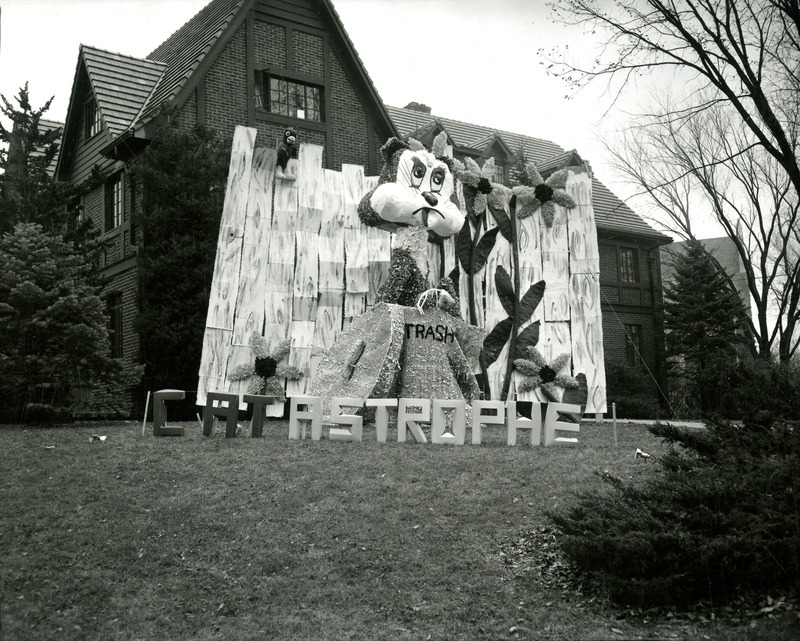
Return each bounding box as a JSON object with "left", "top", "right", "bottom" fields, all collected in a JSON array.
[
  {"left": 605, "top": 362, "right": 660, "bottom": 419},
  {"left": 549, "top": 416, "right": 800, "bottom": 608}
]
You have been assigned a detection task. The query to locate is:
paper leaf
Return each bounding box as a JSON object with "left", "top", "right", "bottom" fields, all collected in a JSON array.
[
  {"left": 457, "top": 221, "right": 472, "bottom": 274},
  {"left": 490, "top": 206, "right": 513, "bottom": 242},
  {"left": 481, "top": 317, "right": 512, "bottom": 367},
  {"left": 495, "top": 265, "right": 515, "bottom": 317},
  {"left": 516, "top": 280, "right": 546, "bottom": 324},
  {"left": 515, "top": 321, "right": 541, "bottom": 354},
  {"left": 472, "top": 227, "right": 500, "bottom": 275}
]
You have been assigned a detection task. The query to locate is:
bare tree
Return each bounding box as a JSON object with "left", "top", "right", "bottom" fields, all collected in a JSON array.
[
  {"left": 546, "top": 0, "right": 800, "bottom": 360},
  {"left": 606, "top": 98, "right": 800, "bottom": 360}
]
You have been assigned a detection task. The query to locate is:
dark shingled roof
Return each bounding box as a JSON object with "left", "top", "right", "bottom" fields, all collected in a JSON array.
[
  {"left": 388, "top": 104, "right": 671, "bottom": 243},
  {"left": 140, "top": 0, "right": 246, "bottom": 126},
  {"left": 80, "top": 46, "right": 166, "bottom": 139}
]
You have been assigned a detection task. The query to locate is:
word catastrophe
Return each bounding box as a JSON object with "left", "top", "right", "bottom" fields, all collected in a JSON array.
[{"left": 286, "top": 397, "right": 581, "bottom": 447}]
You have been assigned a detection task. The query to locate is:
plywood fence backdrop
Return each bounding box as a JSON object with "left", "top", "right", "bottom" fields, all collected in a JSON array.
[{"left": 197, "top": 126, "right": 607, "bottom": 415}]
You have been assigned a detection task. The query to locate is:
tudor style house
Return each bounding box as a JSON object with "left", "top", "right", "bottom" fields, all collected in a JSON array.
[
  {"left": 55, "top": 0, "right": 398, "bottom": 414},
  {"left": 56, "top": 0, "right": 670, "bottom": 415},
  {"left": 387, "top": 104, "right": 673, "bottom": 407}
]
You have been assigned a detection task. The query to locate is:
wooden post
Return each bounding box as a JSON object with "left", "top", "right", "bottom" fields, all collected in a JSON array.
[
  {"left": 141, "top": 390, "right": 151, "bottom": 437},
  {"left": 612, "top": 401, "right": 618, "bottom": 448}
]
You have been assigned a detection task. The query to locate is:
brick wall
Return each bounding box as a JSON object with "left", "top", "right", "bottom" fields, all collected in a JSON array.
[
  {"left": 329, "top": 45, "right": 370, "bottom": 170},
  {"left": 599, "top": 237, "right": 666, "bottom": 407},
  {"left": 293, "top": 30, "right": 323, "bottom": 76},
  {"left": 254, "top": 21, "right": 286, "bottom": 67},
  {"left": 204, "top": 24, "right": 249, "bottom": 142}
]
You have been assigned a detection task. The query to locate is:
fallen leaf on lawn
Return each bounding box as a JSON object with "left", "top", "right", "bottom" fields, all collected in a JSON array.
[
  {"left": 611, "top": 628, "right": 623, "bottom": 635},
  {"left": 43, "top": 445, "right": 55, "bottom": 450}
]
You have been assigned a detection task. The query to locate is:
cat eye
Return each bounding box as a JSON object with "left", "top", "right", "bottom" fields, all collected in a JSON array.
[
  {"left": 410, "top": 158, "right": 427, "bottom": 187},
  {"left": 430, "top": 167, "right": 446, "bottom": 192}
]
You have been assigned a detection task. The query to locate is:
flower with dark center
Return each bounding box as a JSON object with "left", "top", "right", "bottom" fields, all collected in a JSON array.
[
  {"left": 513, "top": 347, "right": 579, "bottom": 401},
  {"left": 227, "top": 333, "right": 303, "bottom": 398},
  {"left": 534, "top": 183, "right": 554, "bottom": 203},
  {"left": 478, "top": 178, "right": 493, "bottom": 194},
  {"left": 539, "top": 364, "right": 557, "bottom": 384},
  {"left": 254, "top": 356, "right": 277, "bottom": 379}
]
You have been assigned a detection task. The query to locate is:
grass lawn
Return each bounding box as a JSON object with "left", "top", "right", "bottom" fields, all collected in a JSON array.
[{"left": 2, "top": 418, "right": 798, "bottom": 640}]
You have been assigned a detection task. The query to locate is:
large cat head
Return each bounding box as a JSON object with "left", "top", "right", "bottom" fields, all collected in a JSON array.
[{"left": 357, "top": 135, "right": 464, "bottom": 238}]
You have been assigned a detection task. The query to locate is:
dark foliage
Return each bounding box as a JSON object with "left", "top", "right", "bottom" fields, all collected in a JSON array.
[
  {"left": 605, "top": 361, "right": 660, "bottom": 419},
  {"left": 550, "top": 415, "right": 800, "bottom": 609},
  {"left": 663, "top": 240, "right": 749, "bottom": 416},
  {"left": 133, "top": 124, "right": 229, "bottom": 413},
  {"left": 0, "top": 224, "right": 140, "bottom": 422},
  {"left": 0, "top": 84, "right": 68, "bottom": 234}
]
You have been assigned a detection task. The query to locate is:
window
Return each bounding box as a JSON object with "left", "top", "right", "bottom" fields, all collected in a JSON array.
[
  {"left": 255, "top": 71, "right": 323, "bottom": 122},
  {"left": 493, "top": 163, "right": 506, "bottom": 185},
  {"left": 107, "top": 293, "right": 123, "bottom": 359},
  {"left": 619, "top": 247, "right": 640, "bottom": 283},
  {"left": 85, "top": 99, "right": 101, "bottom": 139},
  {"left": 105, "top": 174, "right": 123, "bottom": 231},
  {"left": 624, "top": 324, "right": 643, "bottom": 367}
]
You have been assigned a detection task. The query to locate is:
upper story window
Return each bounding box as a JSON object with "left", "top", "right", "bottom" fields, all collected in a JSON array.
[
  {"left": 619, "top": 247, "right": 640, "bottom": 283},
  {"left": 255, "top": 71, "right": 323, "bottom": 122},
  {"left": 84, "top": 99, "right": 101, "bottom": 139},
  {"left": 624, "top": 323, "right": 643, "bottom": 367},
  {"left": 493, "top": 163, "right": 506, "bottom": 186},
  {"left": 105, "top": 174, "right": 123, "bottom": 232}
]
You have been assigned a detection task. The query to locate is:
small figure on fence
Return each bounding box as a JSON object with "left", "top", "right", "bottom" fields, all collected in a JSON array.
[{"left": 276, "top": 127, "right": 297, "bottom": 181}]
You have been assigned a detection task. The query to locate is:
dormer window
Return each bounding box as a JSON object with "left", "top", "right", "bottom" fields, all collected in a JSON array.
[
  {"left": 493, "top": 162, "right": 506, "bottom": 186},
  {"left": 255, "top": 70, "right": 323, "bottom": 122},
  {"left": 84, "top": 99, "right": 101, "bottom": 139}
]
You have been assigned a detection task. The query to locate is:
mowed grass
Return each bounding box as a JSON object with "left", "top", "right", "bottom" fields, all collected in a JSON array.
[{"left": 1, "top": 419, "right": 795, "bottom": 640}]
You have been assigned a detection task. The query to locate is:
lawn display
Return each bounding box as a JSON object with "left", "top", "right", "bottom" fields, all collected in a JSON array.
[{"left": 196, "top": 126, "right": 607, "bottom": 424}]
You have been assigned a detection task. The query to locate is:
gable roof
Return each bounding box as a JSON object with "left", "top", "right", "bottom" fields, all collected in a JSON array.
[
  {"left": 82, "top": 46, "right": 168, "bottom": 139},
  {"left": 388, "top": 104, "right": 671, "bottom": 244},
  {"left": 138, "top": 0, "right": 247, "bottom": 129},
  {"left": 57, "top": 0, "right": 396, "bottom": 173}
]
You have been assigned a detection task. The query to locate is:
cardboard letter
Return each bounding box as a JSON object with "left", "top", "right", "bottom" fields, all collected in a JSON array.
[
  {"left": 365, "top": 398, "right": 398, "bottom": 443},
  {"left": 431, "top": 399, "right": 466, "bottom": 445},
  {"left": 243, "top": 393, "right": 280, "bottom": 437},
  {"left": 471, "top": 400, "right": 505, "bottom": 445},
  {"left": 289, "top": 396, "right": 322, "bottom": 441},
  {"left": 544, "top": 402, "right": 581, "bottom": 446},
  {"left": 397, "top": 398, "right": 429, "bottom": 444},
  {"left": 203, "top": 391, "right": 239, "bottom": 438},
  {"left": 153, "top": 389, "right": 185, "bottom": 437},
  {"left": 329, "top": 397, "right": 365, "bottom": 441},
  {"left": 506, "top": 401, "right": 542, "bottom": 446}
]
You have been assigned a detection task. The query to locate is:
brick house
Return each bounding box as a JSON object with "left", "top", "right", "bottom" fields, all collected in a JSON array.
[
  {"left": 388, "top": 104, "right": 673, "bottom": 407},
  {"left": 55, "top": 0, "right": 398, "bottom": 414},
  {"left": 56, "top": 0, "right": 671, "bottom": 414}
]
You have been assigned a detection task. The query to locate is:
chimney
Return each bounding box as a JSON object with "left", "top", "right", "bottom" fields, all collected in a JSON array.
[{"left": 403, "top": 101, "right": 432, "bottom": 114}]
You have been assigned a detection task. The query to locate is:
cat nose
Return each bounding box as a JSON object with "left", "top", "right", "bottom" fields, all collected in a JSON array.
[{"left": 422, "top": 192, "right": 438, "bottom": 206}]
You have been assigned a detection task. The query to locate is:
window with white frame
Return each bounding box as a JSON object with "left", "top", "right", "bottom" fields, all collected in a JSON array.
[
  {"left": 105, "top": 174, "right": 123, "bottom": 231},
  {"left": 255, "top": 71, "right": 323, "bottom": 122}
]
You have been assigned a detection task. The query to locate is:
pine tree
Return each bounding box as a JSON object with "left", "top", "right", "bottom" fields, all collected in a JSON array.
[
  {"left": 0, "top": 83, "right": 66, "bottom": 233},
  {"left": 0, "top": 223, "right": 139, "bottom": 421},
  {"left": 133, "top": 123, "right": 229, "bottom": 407},
  {"left": 663, "top": 239, "right": 748, "bottom": 415}
]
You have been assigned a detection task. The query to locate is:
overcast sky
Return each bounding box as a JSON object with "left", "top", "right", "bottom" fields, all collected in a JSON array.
[{"left": 0, "top": 0, "right": 638, "bottom": 211}]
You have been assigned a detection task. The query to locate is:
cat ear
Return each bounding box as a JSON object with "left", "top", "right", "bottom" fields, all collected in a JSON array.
[{"left": 380, "top": 137, "right": 409, "bottom": 162}]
